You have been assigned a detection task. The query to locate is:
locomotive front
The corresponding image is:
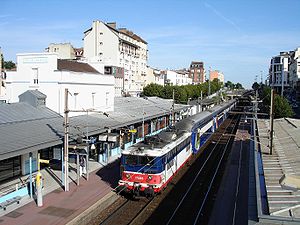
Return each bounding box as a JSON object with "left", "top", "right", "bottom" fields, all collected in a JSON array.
[{"left": 118, "top": 150, "right": 164, "bottom": 197}]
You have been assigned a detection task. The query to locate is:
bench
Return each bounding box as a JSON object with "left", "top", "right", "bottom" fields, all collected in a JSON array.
[{"left": 0, "top": 196, "right": 21, "bottom": 210}]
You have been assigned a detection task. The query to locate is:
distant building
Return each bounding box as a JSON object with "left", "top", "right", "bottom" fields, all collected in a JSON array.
[
  {"left": 83, "top": 21, "right": 148, "bottom": 97},
  {"left": 174, "top": 69, "right": 192, "bottom": 85},
  {"left": 290, "top": 47, "right": 300, "bottom": 100},
  {"left": 0, "top": 48, "right": 6, "bottom": 103},
  {"left": 104, "top": 65, "right": 124, "bottom": 97},
  {"left": 209, "top": 70, "right": 224, "bottom": 84},
  {"left": 189, "top": 61, "right": 205, "bottom": 84},
  {"left": 162, "top": 70, "right": 192, "bottom": 86},
  {"left": 0, "top": 47, "right": 2, "bottom": 72},
  {"left": 45, "top": 43, "right": 76, "bottom": 59},
  {"left": 5, "top": 53, "right": 115, "bottom": 115},
  {"left": 269, "top": 52, "right": 291, "bottom": 95}
]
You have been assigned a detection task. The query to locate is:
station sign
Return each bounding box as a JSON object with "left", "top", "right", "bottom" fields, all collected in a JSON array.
[{"left": 129, "top": 129, "right": 137, "bottom": 133}]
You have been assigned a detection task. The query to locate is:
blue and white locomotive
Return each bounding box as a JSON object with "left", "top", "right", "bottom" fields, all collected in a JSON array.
[{"left": 118, "top": 100, "right": 236, "bottom": 196}]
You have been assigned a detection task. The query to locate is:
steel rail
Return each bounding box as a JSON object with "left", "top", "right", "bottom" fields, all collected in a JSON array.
[
  {"left": 193, "top": 114, "right": 240, "bottom": 225},
  {"left": 165, "top": 115, "right": 239, "bottom": 225},
  {"left": 100, "top": 199, "right": 130, "bottom": 225},
  {"left": 231, "top": 119, "right": 245, "bottom": 225}
]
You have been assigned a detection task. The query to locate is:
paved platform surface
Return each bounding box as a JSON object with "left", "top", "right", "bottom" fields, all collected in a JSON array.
[
  {"left": 0, "top": 159, "right": 120, "bottom": 225},
  {"left": 208, "top": 117, "right": 257, "bottom": 225},
  {"left": 257, "top": 118, "right": 300, "bottom": 219}
]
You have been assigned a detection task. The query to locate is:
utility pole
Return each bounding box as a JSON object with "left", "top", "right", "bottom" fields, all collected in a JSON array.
[
  {"left": 142, "top": 106, "right": 145, "bottom": 138},
  {"left": 208, "top": 67, "right": 211, "bottom": 97},
  {"left": 269, "top": 89, "right": 275, "bottom": 155},
  {"left": 172, "top": 89, "right": 175, "bottom": 126},
  {"left": 64, "top": 88, "right": 69, "bottom": 192},
  {"left": 255, "top": 90, "right": 258, "bottom": 119}
]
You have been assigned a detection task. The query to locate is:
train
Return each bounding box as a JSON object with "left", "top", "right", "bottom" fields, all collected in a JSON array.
[{"left": 117, "top": 99, "right": 237, "bottom": 197}]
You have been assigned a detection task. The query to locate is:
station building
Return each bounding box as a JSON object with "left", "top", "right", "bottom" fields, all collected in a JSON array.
[{"left": 0, "top": 90, "right": 189, "bottom": 202}]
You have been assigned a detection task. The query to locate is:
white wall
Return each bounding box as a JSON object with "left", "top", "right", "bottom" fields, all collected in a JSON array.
[{"left": 6, "top": 53, "right": 115, "bottom": 115}]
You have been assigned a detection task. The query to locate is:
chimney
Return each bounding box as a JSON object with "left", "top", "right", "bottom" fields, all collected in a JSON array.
[{"left": 107, "top": 22, "right": 116, "bottom": 29}]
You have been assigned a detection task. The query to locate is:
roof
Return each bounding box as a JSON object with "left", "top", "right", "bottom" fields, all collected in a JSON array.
[
  {"left": 118, "top": 28, "right": 147, "bottom": 44},
  {"left": 0, "top": 97, "right": 189, "bottom": 160},
  {"left": 19, "top": 90, "right": 46, "bottom": 99},
  {"left": 71, "top": 97, "right": 190, "bottom": 137},
  {"left": 0, "top": 103, "right": 63, "bottom": 160},
  {"left": 0, "top": 102, "right": 59, "bottom": 124},
  {"left": 257, "top": 118, "right": 300, "bottom": 219},
  {"left": 57, "top": 59, "right": 100, "bottom": 74}
]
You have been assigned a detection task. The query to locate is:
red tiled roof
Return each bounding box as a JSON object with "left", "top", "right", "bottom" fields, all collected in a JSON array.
[
  {"left": 57, "top": 60, "right": 100, "bottom": 74},
  {"left": 118, "top": 28, "right": 147, "bottom": 44}
]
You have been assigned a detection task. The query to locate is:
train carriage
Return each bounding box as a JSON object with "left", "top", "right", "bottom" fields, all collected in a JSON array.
[{"left": 118, "top": 99, "right": 236, "bottom": 197}]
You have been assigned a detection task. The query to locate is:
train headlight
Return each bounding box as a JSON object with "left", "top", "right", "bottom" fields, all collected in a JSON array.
[
  {"left": 125, "top": 174, "right": 131, "bottom": 179},
  {"left": 148, "top": 175, "right": 152, "bottom": 180}
]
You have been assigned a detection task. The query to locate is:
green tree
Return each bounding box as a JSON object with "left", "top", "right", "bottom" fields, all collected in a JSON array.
[
  {"left": 255, "top": 84, "right": 294, "bottom": 118},
  {"left": 235, "top": 83, "right": 244, "bottom": 89},
  {"left": 3, "top": 60, "right": 16, "bottom": 70},
  {"left": 252, "top": 82, "right": 260, "bottom": 91},
  {"left": 143, "top": 83, "right": 163, "bottom": 97},
  {"left": 274, "top": 94, "right": 294, "bottom": 118},
  {"left": 225, "top": 81, "right": 235, "bottom": 90}
]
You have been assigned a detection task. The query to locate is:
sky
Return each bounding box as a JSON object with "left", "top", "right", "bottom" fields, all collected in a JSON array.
[{"left": 1, "top": 0, "right": 300, "bottom": 88}]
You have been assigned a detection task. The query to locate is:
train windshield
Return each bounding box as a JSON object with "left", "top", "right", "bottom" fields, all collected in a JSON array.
[{"left": 124, "top": 155, "right": 155, "bottom": 166}]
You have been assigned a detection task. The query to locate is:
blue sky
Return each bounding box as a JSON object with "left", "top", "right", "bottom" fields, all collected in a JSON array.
[{"left": 1, "top": 0, "right": 300, "bottom": 88}]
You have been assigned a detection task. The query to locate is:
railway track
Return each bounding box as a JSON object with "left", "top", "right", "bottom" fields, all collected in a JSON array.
[
  {"left": 141, "top": 111, "right": 241, "bottom": 225},
  {"left": 99, "top": 197, "right": 153, "bottom": 225},
  {"left": 95, "top": 108, "right": 242, "bottom": 225},
  {"left": 170, "top": 114, "right": 240, "bottom": 224}
]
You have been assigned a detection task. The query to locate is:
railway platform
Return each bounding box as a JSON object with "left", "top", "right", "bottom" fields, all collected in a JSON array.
[{"left": 0, "top": 157, "right": 120, "bottom": 225}]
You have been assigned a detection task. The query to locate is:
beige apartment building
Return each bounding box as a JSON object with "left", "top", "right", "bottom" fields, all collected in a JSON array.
[{"left": 83, "top": 21, "right": 148, "bottom": 97}]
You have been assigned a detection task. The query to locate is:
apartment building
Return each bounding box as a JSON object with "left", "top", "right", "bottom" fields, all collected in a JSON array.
[
  {"left": 269, "top": 52, "right": 290, "bottom": 95},
  {"left": 45, "top": 43, "right": 76, "bottom": 59},
  {"left": 210, "top": 70, "right": 224, "bottom": 84},
  {"left": 162, "top": 70, "right": 192, "bottom": 86},
  {"left": 189, "top": 61, "right": 205, "bottom": 84},
  {"left": 83, "top": 21, "right": 148, "bottom": 97},
  {"left": 145, "top": 67, "right": 165, "bottom": 87},
  {"left": 290, "top": 48, "right": 300, "bottom": 88}
]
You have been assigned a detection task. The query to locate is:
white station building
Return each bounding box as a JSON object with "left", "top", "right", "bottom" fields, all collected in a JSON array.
[{"left": 5, "top": 53, "right": 115, "bottom": 115}]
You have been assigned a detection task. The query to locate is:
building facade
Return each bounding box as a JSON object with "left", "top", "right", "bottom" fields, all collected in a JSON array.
[
  {"left": 83, "top": 21, "right": 148, "bottom": 97},
  {"left": 189, "top": 61, "right": 205, "bottom": 84},
  {"left": 45, "top": 43, "right": 76, "bottom": 60},
  {"left": 209, "top": 70, "right": 224, "bottom": 84},
  {"left": 5, "top": 53, "right": 115, "bottom": 115},
  {"left": 269, "top": 52, "right": 291, "bottom": 95},
  {"left": 144, "top": 67, "right": 165, "bottom": 87},
  {"left": 290, "top": 48, "right": 300, "bottom": 88}
]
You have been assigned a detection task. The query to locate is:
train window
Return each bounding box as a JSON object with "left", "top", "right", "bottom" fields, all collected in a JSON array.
[
  {"left": 140, "top": 156, "right": 154, "bottom": 166},
  {"left": 124, "top": 155, "right": 138, "bottom": 165}
]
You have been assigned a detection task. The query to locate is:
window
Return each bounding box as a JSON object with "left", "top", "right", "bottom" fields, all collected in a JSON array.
[
  {"left": 124, "top": 155, "right": 138, "bottom": 165},
  {"left": 100, "top": 32, "right": 103, "bottom": 35},
  {"left": 32, "top": 68, "right": 39, "bottom": 84},
  {"left": 99, "top": 42, "right": 103, "bottom": 45},
  {"left": 0, "top": 156, "right": 21, "bottom": 183}
]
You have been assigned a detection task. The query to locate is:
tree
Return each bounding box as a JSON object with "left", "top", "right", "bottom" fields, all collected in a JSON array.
[
  {"left": 252, "top": 82, "right": 260, "bottom": 91},
  {"left": 143, "top": 83, "right": 163, "bottom": 97},
  {"left": 256, "top": 84, "right": 294, "bottom": 118},
  {"left": 235, "top": 83, "right": 244, "bottom": 89},
  {"left": 225, "top": 81, "right": 235, "bottom": 90},
  {"left": 3, "top": 61, "right": 16, "bottom": 70},
  {"left": 274, "top": 94, "right": 294, "bottom": 118}
]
